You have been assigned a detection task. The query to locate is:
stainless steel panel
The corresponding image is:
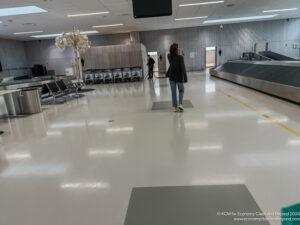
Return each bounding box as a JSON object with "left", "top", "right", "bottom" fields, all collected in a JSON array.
[
  {"left": 228, "top": 60, "right": 300, "bottom": 67},
  {"left": 3, "top": 91, "right": 22, "bottom": 116},
  {"left": 210, "top": 69, "right": 300, "bottom": 103},
  {"left": 19, "top": 89, "right": 42, "bottom": 114},
  {"left": 82, "top": 44, "right": 145, "bottom": 70}
]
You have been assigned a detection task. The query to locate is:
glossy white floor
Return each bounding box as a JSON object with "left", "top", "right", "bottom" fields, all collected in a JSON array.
[{"left": 0, "top": 71, "right": 299, "bottom": 225}]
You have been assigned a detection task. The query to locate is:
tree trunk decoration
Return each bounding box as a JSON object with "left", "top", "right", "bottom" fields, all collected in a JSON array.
[{"left": 55, "top": 27, "right": 90, "bottom": 82}]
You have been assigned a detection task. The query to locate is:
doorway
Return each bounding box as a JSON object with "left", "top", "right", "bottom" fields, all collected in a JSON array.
[
  {"left": 148, "top": 51, "right": 159, "bottom": 74},
  {"left": 205, "top": 47, "right": 217, "bottom": 69}
]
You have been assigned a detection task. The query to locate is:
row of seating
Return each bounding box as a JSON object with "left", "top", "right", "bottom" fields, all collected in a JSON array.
[
  {"left": 84, "top": 68, "right": 143, "bottom": 84},
  {"left": 41, "top": 78, "right": 82, "bottom": 103}
]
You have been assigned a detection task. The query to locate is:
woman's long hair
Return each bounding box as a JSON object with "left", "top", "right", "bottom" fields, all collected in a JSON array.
[{"left": 170, "top": 43, "right": 179, "bottom": 56}]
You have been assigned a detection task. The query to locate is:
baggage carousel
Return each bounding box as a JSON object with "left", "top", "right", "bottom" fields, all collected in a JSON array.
[{"left": 210, "top": 60, "right": 300, "bottom": 103}]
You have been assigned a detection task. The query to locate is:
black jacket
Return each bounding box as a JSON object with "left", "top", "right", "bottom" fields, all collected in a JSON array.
[
  {"left": 147, "top": 57, "right": 155, "bottom": 66},
  {"left": 167, "top": 54, "right": 187, "bottom": 83}
]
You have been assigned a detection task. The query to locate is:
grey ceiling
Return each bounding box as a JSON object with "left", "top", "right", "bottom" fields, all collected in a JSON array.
[{"left": 0, "top": 0, "right": 300, "bottom": 40}]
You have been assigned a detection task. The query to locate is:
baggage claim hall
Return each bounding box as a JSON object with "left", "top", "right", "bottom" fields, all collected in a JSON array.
[{"left": 0, "top": 0, "right": 299, "bottom": 225}]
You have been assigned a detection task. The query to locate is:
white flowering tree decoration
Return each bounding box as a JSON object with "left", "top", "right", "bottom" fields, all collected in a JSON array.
[{"left": 55, "top": 27, "right": 90, "bottom": 82}]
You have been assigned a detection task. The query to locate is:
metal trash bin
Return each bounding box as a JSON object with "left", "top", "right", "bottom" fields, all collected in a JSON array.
[
  {"left": 3, "top": 90, "right": 22, "bottom": 116},
  {"left": 19, "top": 88, "right": 42, "bottom": 114}
]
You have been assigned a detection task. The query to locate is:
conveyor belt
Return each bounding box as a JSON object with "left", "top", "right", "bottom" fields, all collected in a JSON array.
[
  {"left": 210, "top": 61, "right": 300, "bottom": 103},
  {"left": 259, "top": 51, "right": 297, "bottom": 61}
]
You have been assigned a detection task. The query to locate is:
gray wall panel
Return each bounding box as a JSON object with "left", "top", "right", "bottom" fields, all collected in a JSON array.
[
  {"left": 22, "top": 18, "right": 300, "bottom": 74},
  {"left": 25, "top": 39, "right": 75, "bottom": 75},
  {"left": 25, "top": 33, "right": 131, "bottom": 75},
  {"left": 140, "top": 18, "right": 300, "bottom": 72},
  {"left": 0, "top": 38, "right": 28, "bottom": 78}
]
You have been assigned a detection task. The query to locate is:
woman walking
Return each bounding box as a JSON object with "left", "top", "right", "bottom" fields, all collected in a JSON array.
[{"left": 167, "top": 43, "right": 188, "bottom": 112}]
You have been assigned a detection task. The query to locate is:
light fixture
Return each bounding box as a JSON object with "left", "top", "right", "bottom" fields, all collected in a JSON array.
[
  {"left": 0, "top": 21, "right": 2, "bottom": 24},
  {"left": 180, "top": 1, "right": 224, "bottom": 7},
  {"left": 148, "top": 51, "right": 158, "bottom": 56},
  {"left": 31, "top": 30, "right": 98, "bottom": 38},
  {"left": 0, "top": 6, "right": 47, "bottom": 17},
  {"left": 14, "top": 30, "right": 43, "bottom": 35},
  {"left": 206, "top": 46, "right": 216, "bottom": 50},
  {"left": 175, "top": 16, "right": 208, "bottom": 21},
  {"left": 67, "top": 11, "right": 109, "bottom": 17},
  {"left": 203, "top": 14, "right": 278, "bottom": 24},
  {"left": 81, "top": 31, "right": 99, "bottom": 34},
  {"left": 92, "top": 24, "right": 124, "bottom": 28},
  {"left": 263, "top": 8, "right": 298, "bottom": 13},
  {"left": 32, "top": 33, "right": 61, "bottom": 38}
]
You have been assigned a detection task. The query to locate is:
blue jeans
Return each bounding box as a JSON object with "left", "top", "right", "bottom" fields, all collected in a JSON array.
[{"left": 170, "top": 81, "right": 184, "bottom": 108}]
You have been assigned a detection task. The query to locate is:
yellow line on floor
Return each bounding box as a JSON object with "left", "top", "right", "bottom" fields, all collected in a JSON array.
[{"left": 217, "top": 88, "right": 300, "bottom": 138}]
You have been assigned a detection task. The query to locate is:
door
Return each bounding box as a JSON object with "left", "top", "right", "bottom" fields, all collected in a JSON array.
[{"left": 205, "top": 47, "right": 217, "bottom": 69}]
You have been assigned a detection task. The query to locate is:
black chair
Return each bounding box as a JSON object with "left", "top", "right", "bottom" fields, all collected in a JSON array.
[
  {"left": 114, "top": 70, "right": 123, "bottom": 83},
  {"left": 62, "top": 78, "right": 82, "bottom": 97},
  {"left": 104, "top": 70, "right": 113, "bottom": 83},
  {"left": 56, "top": 80, "right": 68, "bottom": 92},
  {"left": 42, "top": 84, "right": 50, "bottom": 95},
  {"left": 47, "top": 82, "right": 60, "bottom": 93},
  {"left": 123, "top": 69, "right": 132, "bottom": 82},
  {"left": 45, "top": 82, "right": 65, "bottom": 102}
]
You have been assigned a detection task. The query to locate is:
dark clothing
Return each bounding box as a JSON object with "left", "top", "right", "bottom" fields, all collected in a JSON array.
[
  {"left": 147, "top": 57, "right": 155, "bottom": 79},
  {"left": 148, "top": 66, "right": 154, "bottom": 78},
  {"left": 147, "top": 57, "right": 155, "bottom": 67},
  {"left": 167, "top": 54, "right": 187, "bottom": 83}
]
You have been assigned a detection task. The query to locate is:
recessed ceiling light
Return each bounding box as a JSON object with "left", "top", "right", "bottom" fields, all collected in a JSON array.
[
  {"left": 203, "top": 14, "right": 278, "bottom": 24},
  {"left": 81, "top": 31, "right": 99, "bottom": 34},
  {"left": 0, "top": 21, "right": 2, "bottom": 24},
  {"left": 0, "top": 6, "right": 47, "bottom": 17},
  {"left": 31, "top": 30, "right": 99, "bottom": 38},
  {"left": 67, "top": 11, "right": 109, "bottom": 17},
  {"left": 180, "top": 1, "right": 224, "bottom": 7},
  {"left": 92, "top": 24, "right": 124, "bottom": 28},
  {"left": 31, "top": 33, "right": 64, "bottom": 38},
  {"left": 14, "top": 30, "right": 43, "bottom": 35},
  {"left": 263, "top": 8, "right": 298, "bottom": 13},
  {"left": 175, "top": 16, "right": 208, "bottom": 21}
]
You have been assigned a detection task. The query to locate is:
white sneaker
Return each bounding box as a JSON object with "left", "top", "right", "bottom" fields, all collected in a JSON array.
[
  {"left": 174, "top": 107, "right": 179, "bottom": 112},
  {"left": 178, "top": 104, "right": 184, "bottom": 112}
]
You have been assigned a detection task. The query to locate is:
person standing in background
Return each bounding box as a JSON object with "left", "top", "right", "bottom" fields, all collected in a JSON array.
[
  {"left": 167, "top": 43, "right": 188, "bottom": 112},
  {"left": 147, "top": 55, "right": 155, "bottom": 79}
]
